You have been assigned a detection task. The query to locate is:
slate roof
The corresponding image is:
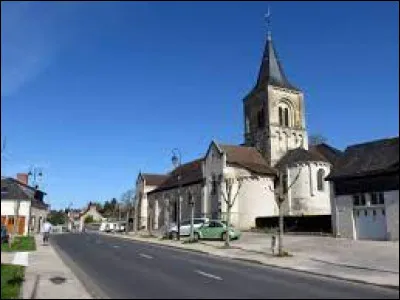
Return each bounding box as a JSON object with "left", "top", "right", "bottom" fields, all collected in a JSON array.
[
  {"left": 218, "top": 144, "right": 277, "bottom": 176},
  {"left": 309, "top": 143, "right": 343, "bottom": 166},
  {"left": 141, "top": 173, "right": 168, "bottom": 186},
  {"left": 255, "top": 35, "right": 300, "bottom": 92},
  {"left": 326, "top": 137, "right": 399, "bottom": 180},
  {"left": 1, "top": 177, "right": 48, "bottom": 209},
  {"left": 148, "top": 159, "right": 204, "bottom": 194},
  {"left": 276, "top": 147, "right": 330, "bottom": 169}
]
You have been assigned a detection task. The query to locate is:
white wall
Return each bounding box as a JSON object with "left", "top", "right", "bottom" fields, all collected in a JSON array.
[
  {"left": 288, "top": 162, "right": 331, "bottom": 216},
  {"left": 332, "top": 189, "right": 399, "bottom": 241},
  {"left": 203, "top": 143, "right": 225, "bottom": 218},
  {"left": 385, "top": 190, "right": 399, "bottom": 241},
  {"left": 333, "top": 194, "right": 356, "bottom": 239},
  {"left": 1, "top": 200, "right": 31, "bottom": 235}
]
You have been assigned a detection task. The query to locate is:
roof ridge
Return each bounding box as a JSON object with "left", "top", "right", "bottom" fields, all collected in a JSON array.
[{"left": 346, "top": 136, "right": 399, "bottom": 150}]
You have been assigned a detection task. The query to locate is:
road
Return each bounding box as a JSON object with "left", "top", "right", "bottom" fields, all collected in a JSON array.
[{"left": 51, "top": 232, "right": 399, "bottom": 299}]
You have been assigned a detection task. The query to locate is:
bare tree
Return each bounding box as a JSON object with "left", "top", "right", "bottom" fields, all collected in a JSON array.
[
  {"left": 309, "top": 134, "right": 328, "bottom": 146},
  {"left": 219, "top": 172, "right": 255, "bottom": 247},
  {"left": 120, "top": 189, "right": 135, "bottom": 234},
  {"left": 269, "top": 168, "right": 302, "bottom": 256}
]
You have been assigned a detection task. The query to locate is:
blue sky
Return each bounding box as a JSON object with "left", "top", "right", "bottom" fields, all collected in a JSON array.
[{"left": 1, "top": 1, "right": 398, "bottom": 210}]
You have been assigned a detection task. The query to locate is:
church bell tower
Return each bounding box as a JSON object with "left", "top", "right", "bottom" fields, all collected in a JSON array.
[{"left": 243, "top": 17, "right": 308, "bottom": 167}]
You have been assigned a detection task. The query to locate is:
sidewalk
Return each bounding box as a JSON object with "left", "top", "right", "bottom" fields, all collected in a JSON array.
[
  {"left": 102, "top": 231, "right": 399, "bottom": 289},
  {"left": 21, "top": 235, "right": 92, "bottom": 299}
]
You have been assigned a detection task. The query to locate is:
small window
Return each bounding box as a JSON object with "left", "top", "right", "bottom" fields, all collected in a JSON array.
[
  {"left": 378, "top": 192, "right": 385, "bottom": 205},
  {"left": 257, "top": 108, "right": 264, "bottom": 128},
  {"left": 370, "top": 193, "right": 378, "bottom": 205},
  {"left": 360, "top": 194, "right": 366, "bottom": 206},
  {"left": 211, "top": 175, "right": 217, "bottom": 195},
  {"left": 382, "top": 209, "right": 385, "bottom": 216},
  {"left": 373, "top": 210, "right": 376, "bottom": 216},
  {"left": 364, "top": 210, "right": 368, "bottom": 216},
  {"left": 8, "top": 217, "right": 14, "bottom": 225},
  {"left": 356, "top": 210, "right": 360, "bottom": 217},
  {"left": 282, "top": 174, "right": 288, "bottom": 194},
  {"left": 317, "top": 169, "right": 325, "bottom": 191},
  {"left": 353, "top": 195, "right": 360, "bottom": 206}
]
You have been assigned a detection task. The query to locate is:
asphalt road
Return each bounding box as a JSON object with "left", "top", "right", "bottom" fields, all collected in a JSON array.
[{"left": 51, "top": 232, "right": 399, "bottom": 299}]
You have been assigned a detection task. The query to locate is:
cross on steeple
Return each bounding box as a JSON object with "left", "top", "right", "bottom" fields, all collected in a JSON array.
[{"left": 264, "top": 6, "right": 272, "bottom": 40}]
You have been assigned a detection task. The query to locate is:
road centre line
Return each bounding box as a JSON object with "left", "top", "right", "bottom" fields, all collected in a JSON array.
[
  {"left": 194, "top": 270, "right": 223, "bottom": 281},
  {"left": 139, "top": 253, "right": 153, "bottom": 259}
]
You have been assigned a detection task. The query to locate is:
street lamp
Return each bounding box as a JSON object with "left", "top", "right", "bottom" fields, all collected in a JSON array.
[{"left": 171, "top": 148, "right": 182, "bottom": 241}]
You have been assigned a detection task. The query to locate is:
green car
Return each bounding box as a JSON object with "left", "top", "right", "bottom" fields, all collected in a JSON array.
[{"left": 193, "top": 220, "right": 241, "bottom": 241}]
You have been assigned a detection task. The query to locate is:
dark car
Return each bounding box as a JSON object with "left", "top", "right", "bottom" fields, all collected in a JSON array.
[{"left": 1, "top": 225, "right": 9, "bottom": 244}]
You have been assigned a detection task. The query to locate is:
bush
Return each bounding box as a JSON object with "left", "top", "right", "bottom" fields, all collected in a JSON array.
[{"left": 84, "top": 215, "right": 94, "bottom": 224}]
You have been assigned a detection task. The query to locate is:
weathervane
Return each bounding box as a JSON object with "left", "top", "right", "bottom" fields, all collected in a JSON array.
[{"left": 264, "top": 6, "right": 272, "bottom": 40}]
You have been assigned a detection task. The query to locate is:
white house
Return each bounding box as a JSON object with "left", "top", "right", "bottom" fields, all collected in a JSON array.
[
  {"left": 327, "top": 137, "right": 399, "bottom": 241},
  {"left": 1, "top": 174, "right": 49, "bottom": 235}
]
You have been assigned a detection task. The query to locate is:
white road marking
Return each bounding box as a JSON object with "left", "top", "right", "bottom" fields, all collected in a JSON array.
[
  {"left": 113, "top": 245, "right": 120, "bottom": 248},
  {"left": 12, "top": 252, "right": 29, "bottom": 267},
  {"left": 139, "top": 253, "right": 153, "bottom": 259},
  {"left": 194, "top": 270, "right": 222, "bottom": 281}
]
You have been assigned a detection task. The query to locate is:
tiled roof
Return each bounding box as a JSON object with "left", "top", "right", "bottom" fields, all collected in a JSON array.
[
  {"left": 276, "top": 147, "right": 330, "bottom": 169},
  {"left": 218, "top": 144, "right": 277, "bottom": 176},
  {"left": 309, "top": 143, "right": 343, "bottom": 166},
  {"left": 1, "top": 177, "right": 48, "bottom": 209},
  {"left": 141, "top": 173, "right": 168, "bottom": 186},
  {"left": 326, "top": 137, "right": 399, "bottom": 180},
  {"left": 148, "top": 159, "right": 204, "bottom": 194}
]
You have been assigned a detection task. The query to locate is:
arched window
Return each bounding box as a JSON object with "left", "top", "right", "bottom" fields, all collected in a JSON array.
[
  {"left": 278, "top": 101, "right": 291, "bottom": 127},
  {"left": 317, "top": 169, "right": 325, "bottom": 191},
  {"left": 284, "top": 108, "right": 289, "bottom": 127}
]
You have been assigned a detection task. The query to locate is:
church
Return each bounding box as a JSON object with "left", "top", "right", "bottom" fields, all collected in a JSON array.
[{"left": 135, "top": 26, "right": 341, "bottom": 232}]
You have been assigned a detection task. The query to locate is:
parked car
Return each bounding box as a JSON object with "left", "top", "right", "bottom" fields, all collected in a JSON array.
[
  {"left": 168, "top": 218, "right": 209, "bottom": 239},
  {"left": 1, "top": 225, "right": 9, "bottom": 244},
  {"left": 193, "top": 220, "right": 241, "bottom": 241}
]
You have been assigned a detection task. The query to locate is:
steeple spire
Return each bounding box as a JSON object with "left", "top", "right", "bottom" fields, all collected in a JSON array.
[{"left": 255, "top": 10, "right": 299, "bottom": 91}]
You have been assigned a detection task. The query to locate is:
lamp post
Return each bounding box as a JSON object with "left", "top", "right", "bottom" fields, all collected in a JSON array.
[
  {"left": 171, "top": 148, "right": 182, "bottom": 241},
  {"left": 28, "top": 166, "right": 43, "bottom": 189}
]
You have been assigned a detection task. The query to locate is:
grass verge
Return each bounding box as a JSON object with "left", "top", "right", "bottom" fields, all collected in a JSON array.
[
  {"left": 1, "top": 264, "right": 25, "bottom": 299},
  {"left": 1, "top": 236, "right": 36, "bottom": 252}
]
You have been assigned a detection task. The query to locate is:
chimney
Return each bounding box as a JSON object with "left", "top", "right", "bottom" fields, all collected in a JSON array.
[{"left": 16, "top": 173, "right": 29, "bottom": 185}]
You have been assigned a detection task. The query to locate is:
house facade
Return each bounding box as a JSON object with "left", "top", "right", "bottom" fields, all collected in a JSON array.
[
  {"left": 327, "top": 137, "right": 399, "bottom": 241},
  {"left": 1, "top": 174, "right": 49, "bottom": 235}
]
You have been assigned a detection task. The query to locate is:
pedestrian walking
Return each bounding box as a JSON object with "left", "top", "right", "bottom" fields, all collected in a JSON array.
[{"left": 42, "top": 220, "right": 52, "bottom": 245}]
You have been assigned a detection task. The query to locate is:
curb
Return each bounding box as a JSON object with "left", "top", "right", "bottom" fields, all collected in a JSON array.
[
  {"left": 101, "top": 232, "right": 399, "bottom": 291},
  {"left": 230, "top": 257, "right": 399, "bottom": 291}
]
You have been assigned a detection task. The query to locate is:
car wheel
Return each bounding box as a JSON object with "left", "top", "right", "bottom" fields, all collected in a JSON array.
[
  {"left": 221, "top": 232, "right": 227, "bottom": 241},
  {"left": 171, "top": 231, "right": 178, "bottom": 240},
  {"left": 193, "top": 232, "right": 200, "bottom": 241}
]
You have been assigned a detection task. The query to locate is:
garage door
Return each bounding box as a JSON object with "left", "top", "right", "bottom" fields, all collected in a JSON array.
[{"left": 354, "top": 208, "right": 387, "bottom": 240}]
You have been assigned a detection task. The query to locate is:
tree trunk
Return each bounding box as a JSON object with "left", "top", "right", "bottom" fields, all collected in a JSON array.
[
  {"left": 225, "top": 205, "right": 231, "bottom": 247},
  {"left": 278, "top": 200, "right": 284, "bottom": 256},
  {"left": 12, "top": 200, "right": 21, "bottom": 243},
  {"left": 190, "top": 204, "right": 194, "bottom": 241},
  {"left": 125, "top": 206, "right": 130, "bottom": 235}
]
